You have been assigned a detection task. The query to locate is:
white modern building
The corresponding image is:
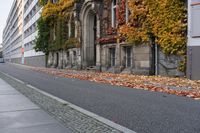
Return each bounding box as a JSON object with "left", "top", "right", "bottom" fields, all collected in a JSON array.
[
  {"left": 2, "top": 0, "right": 45, "bottom": 67},
  {"left": 23, "top": 0, "right": 45, "bottom": 66},
  {"left": 2, "top": 0, "right": 23, "bottom": 64},
  {"left": 187, "top": 0, "right": 200, "bottom": 80}
]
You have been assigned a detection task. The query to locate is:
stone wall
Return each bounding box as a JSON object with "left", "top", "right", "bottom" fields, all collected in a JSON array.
[
  {"left": 48, "top": 48, "right": 81, "bottom": 69},
  {"left": 131, "top": 45, "right": 151, "bottom": 75},
  {"left": 24, "top": 55, "right": 46, "bottom": 67},
  {"left": 158, "top": 50, "right": 184, "bottom": 77},
  {"left": 11, "top": 58, "right": 21, "bottom": 64}
]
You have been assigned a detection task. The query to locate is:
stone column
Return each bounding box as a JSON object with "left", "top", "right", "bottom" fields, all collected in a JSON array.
[
  {"left": 47, "top": 52, "right": 51, "bottom": 67},
  {"left": 53, "top": 52, "right": 57, "bottom": 68},
  {"left": 58, "top": 51, "right": 63, "bottom": 69},
  {"left": 69, "top": 50, "right": 73, "bottom": 68},
  {"left": 95, "top": 17, "right": 101, "bottom": 71},
  {"left": 96, "top": 44, "right": 101, "bottom": 70},
  {"left": 115, "top": 44, "right": 121, "bottom": 73},
  {"left": 62, "top": 51, "right": 67, "bottom": 68},
  {"left": 77, "top": 49, "right": 81, "bottom": 69}
]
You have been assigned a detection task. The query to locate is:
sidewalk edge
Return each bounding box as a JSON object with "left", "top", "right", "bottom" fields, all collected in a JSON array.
[{"left": 0, "top": 71, "right": 136, "bottom": 133}]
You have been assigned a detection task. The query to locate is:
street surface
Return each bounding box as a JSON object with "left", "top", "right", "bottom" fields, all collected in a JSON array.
[{"left": 0, "top": 63, "right": 200, "bottom": 133}]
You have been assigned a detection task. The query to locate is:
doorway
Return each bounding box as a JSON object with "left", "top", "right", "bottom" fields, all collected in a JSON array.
[{"left": 83, "top": 10, "right": 97, "bottom": 66}]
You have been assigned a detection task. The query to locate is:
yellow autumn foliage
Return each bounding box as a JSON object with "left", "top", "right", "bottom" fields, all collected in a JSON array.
[
  {"left": 42, "top": 1, "right": 60, "bottom": 20},
  {"left": 42, "top": 0, "right": 75, "bottom": 20},
  {"left": 120, "top": 0, "right": 187, "bottom": 55}
]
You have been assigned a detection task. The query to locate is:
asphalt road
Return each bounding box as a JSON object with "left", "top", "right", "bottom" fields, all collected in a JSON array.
[{"left": 0, "top": 63, "right": 200, "bottom": 133}]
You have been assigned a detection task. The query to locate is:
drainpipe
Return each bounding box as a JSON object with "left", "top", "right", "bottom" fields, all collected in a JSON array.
[{"left": 155, "top": 43, "right": 158, "bottom": 75}]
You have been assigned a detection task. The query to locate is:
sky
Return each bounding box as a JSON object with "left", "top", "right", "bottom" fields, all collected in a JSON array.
[{"left": 0, "top": 0, "right": 13, "bottom": 44}]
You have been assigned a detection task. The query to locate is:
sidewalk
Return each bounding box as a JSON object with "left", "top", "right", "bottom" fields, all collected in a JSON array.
[{"left": 0, "top": 78, "right": 72, "bottom": 133}]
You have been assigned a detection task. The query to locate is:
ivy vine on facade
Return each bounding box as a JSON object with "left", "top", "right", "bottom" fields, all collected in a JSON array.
[
  {"left": 35, "top": 0, "right": 187, "bottom": 76},
  {"left": 35, "top": 0, "right": 78, "bottom": 53},
  {"left": 119, "top": 0, "right": 187, "bottom": 72}
]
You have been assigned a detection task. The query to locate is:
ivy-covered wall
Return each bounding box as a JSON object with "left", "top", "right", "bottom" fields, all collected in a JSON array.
[
  {"left": 35, "top": 0, "right": 187, "bottom": 74},
  {"left": 119, "top": 0, "right": 187, "bottom": 72},
  {"left": 35, "top": 0, "right": 79, "bottom": 55}
]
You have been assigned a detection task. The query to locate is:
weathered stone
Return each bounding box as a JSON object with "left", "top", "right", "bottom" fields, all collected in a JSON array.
[
  {"left": 133, "top": 45, "right": 150, "bottom": 54},
  {"left": 25, "top": 55, "right": 46, "bottom": 67},
  {"left": 134, "top": 53, "right": 150, "bottom": 61},
  {"left": 58, "top": 51, "right": 63, "bottom": 69},
  {"left": 158, "top": 50, "right": 184, "bottom": 77},
  {"left": 140, "top": 61, "right": 150, "bottom": 68}
]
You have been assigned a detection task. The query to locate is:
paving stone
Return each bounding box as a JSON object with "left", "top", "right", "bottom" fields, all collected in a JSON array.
[
  {"left": 0, "top": 95, "right": 39, "bottom": 112},
  {"left": 0, "top": 109, "right": 56, "bottom": 129},
  {"left": 0, "top": 123, "right": 71, "bottom": 133}
]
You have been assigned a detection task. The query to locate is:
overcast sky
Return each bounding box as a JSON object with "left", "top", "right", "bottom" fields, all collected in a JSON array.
[{"left": 0, "top": 0, "right": 13, "bottom": 44}]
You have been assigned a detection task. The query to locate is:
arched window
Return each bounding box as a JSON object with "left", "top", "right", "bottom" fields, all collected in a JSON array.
[
  {"left": 111, "top": 0, "right": 117, "bottom": 28},
  {"left": 68, "top": 16, "right": 75, "bottom": 38},
  {"left": 125, "top": 0, "right": 129, "bottom": 23}
]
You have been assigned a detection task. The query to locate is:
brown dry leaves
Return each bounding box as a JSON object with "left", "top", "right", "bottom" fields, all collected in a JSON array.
[{"left": 31, "top": 67, "right": 200, "bottom": 100}]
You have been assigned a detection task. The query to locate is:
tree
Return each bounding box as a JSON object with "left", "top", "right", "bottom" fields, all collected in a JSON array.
[{"left": 35, "top": 17, "right": 50, "bottom": 55}]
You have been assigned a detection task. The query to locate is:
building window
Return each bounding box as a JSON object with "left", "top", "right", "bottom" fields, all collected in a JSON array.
[
  {"left": 109, "top": 48, "right": 116, "bottom": 67},
  {"left": 124, "top": 46, "right": 132, "bottom": 67},
  {"left": 192, "top": 0, "right": 200, "bottom": 3},
  {"left": 68, "top": 22, "right": 71, "bottom": 38},
  {"left": 71, "top": 21, "right": 75, "bottom": 38},
  {"left": 111, "top": 0, "right": 117, "bottom": 28},
  {"left": 125, "top": 0, "right": 129, "bottom": 23},
  {"left": 191, "top": 1, "right": 200, "bottom": 37},
  {"left": 52, "top": 0, "right": 58, "bottom": 3}
]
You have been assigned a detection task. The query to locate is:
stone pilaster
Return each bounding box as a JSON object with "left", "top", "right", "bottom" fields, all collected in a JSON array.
[
  {"left": 47, "top": 52, "right": 53, "bottom": 67},
  {"left": 63, "top": 51, "right": 68, "bottom": 68},
  {"left": 114, "top": 44, "right": 121, "bottom": 73},
  {"left": 96, "top": 44, "right": 101, "bottom": 71},
  {"left": 76, "top": 49, "right": 81, "bottom": 69},
  {"left": 53, "top": 52, "right": 58, "bottom": 68},
  {"left": 95, "top": 17, "right": 101, "bottom": 71},
  {"left": 58, "top": 51, "right": 63, "bottom": 69},
  {"left": 69, "top": 50, "right": 74, "bottom": 67}
]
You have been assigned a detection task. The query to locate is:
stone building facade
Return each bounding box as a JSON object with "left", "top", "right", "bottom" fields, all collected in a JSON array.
[
  {"left": 47, "top": 0, "right": 153, "bottom": 75},
  {"left": 46, "top": 0, "right": 184, "bottom": 76}
]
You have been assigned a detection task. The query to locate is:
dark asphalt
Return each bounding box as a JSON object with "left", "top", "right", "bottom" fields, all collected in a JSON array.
[{"left": 0, "top": 63, "right": 200, "bottom": 133}]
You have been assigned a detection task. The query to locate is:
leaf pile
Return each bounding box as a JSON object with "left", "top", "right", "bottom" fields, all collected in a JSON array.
[{"left": 31, "top": 67, "right": 200, "bottom": 100}]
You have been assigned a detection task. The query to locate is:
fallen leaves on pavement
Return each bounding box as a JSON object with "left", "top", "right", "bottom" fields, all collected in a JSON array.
[{"left": 31, "top": 67, "right": 200, "bottom": 100}]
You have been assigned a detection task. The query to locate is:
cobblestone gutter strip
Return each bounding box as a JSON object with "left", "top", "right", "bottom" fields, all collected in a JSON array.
[{"left": 0, "top": 72, "right": 134, "bottom": 133}]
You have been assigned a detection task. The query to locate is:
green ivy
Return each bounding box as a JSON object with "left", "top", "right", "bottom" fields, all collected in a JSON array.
[
  {"left": 35, "top": 17, "right": 50, "bottom": 55},
  {"left": 35, "top": 0, "right": 78, "bottom": 54}
]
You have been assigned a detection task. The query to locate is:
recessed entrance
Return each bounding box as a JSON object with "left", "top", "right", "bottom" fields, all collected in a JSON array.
[
  {"left": 82, "top": 6, "right": 97, "bottom": 67},
  {"left": 85, "top": 11, "right": 97, "bottom": 66}
]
